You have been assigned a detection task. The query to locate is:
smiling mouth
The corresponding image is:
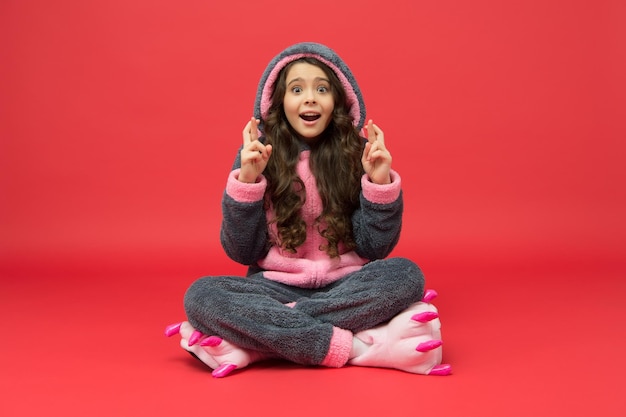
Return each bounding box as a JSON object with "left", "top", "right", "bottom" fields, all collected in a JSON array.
[{"left": 300, "top": 113, "right": 321, "bottom": 122}]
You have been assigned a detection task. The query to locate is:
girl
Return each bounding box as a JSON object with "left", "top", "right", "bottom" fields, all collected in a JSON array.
[{"left": 165, "top": 42, "right": 451, "bottom": 378}]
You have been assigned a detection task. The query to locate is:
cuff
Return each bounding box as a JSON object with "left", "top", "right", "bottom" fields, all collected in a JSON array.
[
  {"left": 361, "top": 169, "right": 401, "bottom": 204},
  {"left": 225, "top": 169, "right": 267, "bottom": 203},
  {"left": 320, "top": 327, "right": 353, "bottom": 368}
]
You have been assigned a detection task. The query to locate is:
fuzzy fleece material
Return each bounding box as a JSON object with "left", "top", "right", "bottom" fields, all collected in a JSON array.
[
  {"left": 184, "top": 258, "right": 425, "bottom": 367},
  {"left": 222, "top": 148, "right": 403, "bottom": 288},
  {"left": 254, "top": 42, "right": 367, "bottom": 131}
]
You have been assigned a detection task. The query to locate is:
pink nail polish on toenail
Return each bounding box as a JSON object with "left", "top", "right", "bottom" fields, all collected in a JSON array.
[
  {"left": 188, "top": 330, "right": 203, "bottom": 346},
  {"left": 428, "top": 364, "right": 452, "bottom": 376},
  {"left": 164, "top": 322, "right": 182, "bottom": 337},
  {"left": 200, "top": 336, "right": 223, "bottom": 347},
  {"left": 212, "top": 363, "right": 237, "bottom": 378},
  {"left": 411, "top": 311, "right": 439, "bottom": 323},
  {"left": 416, "top": 339, "right": 443, "bottom": 352},
  {"left": 422, "top": 289, "right": 438, "bottom": 303}
]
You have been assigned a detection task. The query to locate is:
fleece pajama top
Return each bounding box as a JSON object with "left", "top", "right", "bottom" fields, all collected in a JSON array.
[{"left": 184, "top": 144, "right": 425, "bottom": 367}]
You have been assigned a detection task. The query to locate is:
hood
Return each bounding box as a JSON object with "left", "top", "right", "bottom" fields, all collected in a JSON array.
[{"left": 253, "top": 42, "right": 366, "bottom": 132}]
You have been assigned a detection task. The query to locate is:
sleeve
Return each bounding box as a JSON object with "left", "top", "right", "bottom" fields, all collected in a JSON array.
[
  {"left": 219, "top": 147, "right": 271, "bottom": 265},
  {"left": 351, "top": 169, "right": 403, "bottom": 260}
]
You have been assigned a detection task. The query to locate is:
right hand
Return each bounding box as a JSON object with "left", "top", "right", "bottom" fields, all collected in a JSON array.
[{"left": 238, "top": 117, "right": 272, "bottom": 183}]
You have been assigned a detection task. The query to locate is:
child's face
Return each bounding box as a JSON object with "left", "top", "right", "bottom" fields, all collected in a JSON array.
[{"left": 283, "top": 62, "right": 335, "bottom": 143}]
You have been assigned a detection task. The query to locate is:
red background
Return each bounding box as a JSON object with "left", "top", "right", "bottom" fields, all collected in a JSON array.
[{"left": 1, "top": 0, "right": 625, "bottom": 416}]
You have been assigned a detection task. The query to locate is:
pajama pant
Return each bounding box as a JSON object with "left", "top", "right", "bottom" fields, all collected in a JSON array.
[{"left": 183, "top": 257, "right": 424, "bottom": 367}]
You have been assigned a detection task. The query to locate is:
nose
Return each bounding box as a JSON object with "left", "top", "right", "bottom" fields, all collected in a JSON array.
[{"left": 304, "top": 89, "right": 316, "bottom": 104}]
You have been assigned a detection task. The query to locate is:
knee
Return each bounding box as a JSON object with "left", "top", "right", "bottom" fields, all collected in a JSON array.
[
  {"left": 386, "top": 257, "right": 425, "bottom": 301},
  {"left": 183, "top": 277, "right": 221, "bottom": 318}
]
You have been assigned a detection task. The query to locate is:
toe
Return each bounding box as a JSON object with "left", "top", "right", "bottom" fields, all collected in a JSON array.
[
  {"left": 416, "top": 339, "right": 443, "bottom": 352},
  {"left": 164, "top": 322, "right": 182, "bottom": 337},
  {"left": 422, "top": 289, "right": 438, "bottom": 303},
  {"left": 428, "top": 363, "right": 452, "bottom": 376},
  {"left": 188, "top": 330, "right": 204, "bottom": 346},
  {"left": 411, "top": 311, "right": 439, "bottom": 323},
  {"left": 212, "top": 363, "right": 237, "bottom": 378},
  {"left": 200, "top": 336, "right": 223, "bottom": 347}
]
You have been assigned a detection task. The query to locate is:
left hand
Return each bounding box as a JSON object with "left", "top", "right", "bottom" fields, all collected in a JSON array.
[{"left": 361, "top": 120, "right": 392, "bottom": 184}]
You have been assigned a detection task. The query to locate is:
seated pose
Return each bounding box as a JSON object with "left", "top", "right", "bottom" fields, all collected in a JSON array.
[{"left": 165, "top": 42, "right": 451, "bottom": 378}]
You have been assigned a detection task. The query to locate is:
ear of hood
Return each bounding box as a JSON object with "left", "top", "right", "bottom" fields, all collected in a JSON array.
[{"left": 253, "top": 42, "right": 366, "bottom": 132}]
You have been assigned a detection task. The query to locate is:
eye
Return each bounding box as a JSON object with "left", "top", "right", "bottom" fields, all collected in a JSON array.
[
  {"left": 291, "top": 86, "right": 302, "bottom": 94},
  {"left": 317, "top": 85, "right": 329, "bottom": 93}
]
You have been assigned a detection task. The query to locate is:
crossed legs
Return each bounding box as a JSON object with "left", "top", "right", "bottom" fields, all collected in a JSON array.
[{"left": 165, "top": 258, "right": 451, "bottom": 377}]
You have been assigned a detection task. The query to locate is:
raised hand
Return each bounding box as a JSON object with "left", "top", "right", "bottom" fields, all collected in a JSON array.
[
  {"left": 361, "top": 120, "right": 392, "bottom": 185},
  {"left": 239, "top": 117, "right": 273, "bottom": 183}
]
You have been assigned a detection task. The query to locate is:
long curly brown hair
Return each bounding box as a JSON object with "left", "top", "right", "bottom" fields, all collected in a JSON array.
[{"left": 263, "top": 57, "right": 364, "bottom": 258}]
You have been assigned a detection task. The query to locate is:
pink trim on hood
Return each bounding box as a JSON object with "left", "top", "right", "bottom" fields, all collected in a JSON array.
[{"left": 260, "top": 54, "right": 362, "bottom": 127}]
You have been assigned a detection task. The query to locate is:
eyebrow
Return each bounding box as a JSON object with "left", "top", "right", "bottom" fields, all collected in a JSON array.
[{"left": 287, "top": 77, "right": 331, "bottom": 86}]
